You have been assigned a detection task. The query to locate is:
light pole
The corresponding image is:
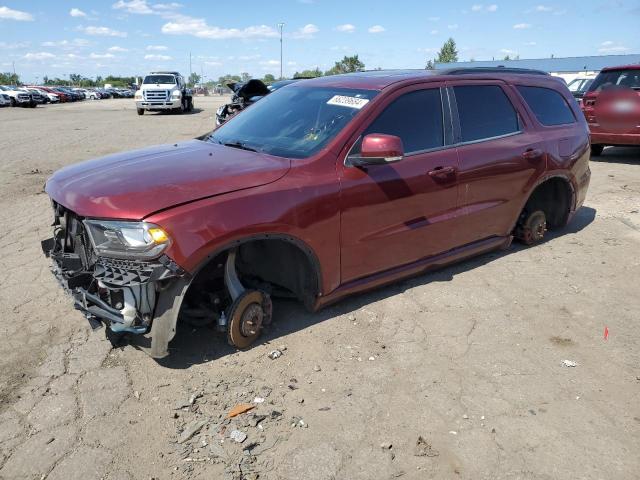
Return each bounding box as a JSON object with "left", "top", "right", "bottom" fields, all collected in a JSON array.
[{"left": 277, "top": 23, "right": 285, "bottom": 80}]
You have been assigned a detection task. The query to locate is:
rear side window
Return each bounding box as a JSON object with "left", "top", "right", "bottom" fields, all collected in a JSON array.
[
  {"left": 517, "top": 86, "right": 575, "bottom": 126},
  {"left": 453, "top": 85, "right": 520, "bottom": 142},
  {"left": 364, "top": 89, "right": 444, "bottom": 153}
]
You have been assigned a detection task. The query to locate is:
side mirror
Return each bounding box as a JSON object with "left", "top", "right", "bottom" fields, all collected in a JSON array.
[{"left": 348, "top": 133, "right": 404, "bottom": 167}]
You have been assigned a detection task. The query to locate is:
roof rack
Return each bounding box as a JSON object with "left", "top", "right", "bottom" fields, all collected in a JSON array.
[{"left": 441, "top": 67, "right": 549, "bottom": 76}]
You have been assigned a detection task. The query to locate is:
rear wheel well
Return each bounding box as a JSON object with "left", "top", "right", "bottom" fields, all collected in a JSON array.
[
  {"left": 519, "top": 177, "right": 573, "bottom": 230},
  {"left": 181, "top": 238, "right": 320, "bottom": 321}
]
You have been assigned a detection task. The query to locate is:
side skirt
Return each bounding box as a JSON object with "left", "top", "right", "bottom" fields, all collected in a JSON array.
[{"left": 315, "top": 235, "right": 511, "bottom": 310}]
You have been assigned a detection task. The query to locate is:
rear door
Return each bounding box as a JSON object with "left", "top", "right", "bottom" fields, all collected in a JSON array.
[
  {"left": 338, "top": 83, "right": 461, "bottom": 283},
  {"left": 448, "top": 81, "right": 546, "bottom": 246}
]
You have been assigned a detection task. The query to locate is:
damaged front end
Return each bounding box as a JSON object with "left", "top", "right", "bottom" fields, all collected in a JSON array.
[{"left": 41, "top": 201, "right": 188, "bottom": 356}]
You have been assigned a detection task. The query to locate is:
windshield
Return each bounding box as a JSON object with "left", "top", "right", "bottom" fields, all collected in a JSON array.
[
  {"left": 589, "top": 69, "right": 640, "bottom": 91},
  {"left": 206, "top": 86, "right": 378, "bottom": 159},
  {"left": 143, "top": 75, "right": 176, "bottom": 85}
]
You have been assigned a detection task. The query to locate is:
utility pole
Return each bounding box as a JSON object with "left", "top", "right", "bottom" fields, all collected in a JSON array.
[
  {"left": 189, "top": 52, "right": 192, "bottom": 85},
  {"left": 278, "top": 23, "right": 285, "bottom": 80}
]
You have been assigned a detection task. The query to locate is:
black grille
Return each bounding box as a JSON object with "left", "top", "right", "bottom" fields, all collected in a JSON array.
[{"left": 94, "top": 257, "right": 163, "bottom": 286}]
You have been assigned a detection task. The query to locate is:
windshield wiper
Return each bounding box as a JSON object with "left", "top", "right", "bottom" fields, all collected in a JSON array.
[{"left": 222, "top": 141, "right": 258, "bottom": 152}]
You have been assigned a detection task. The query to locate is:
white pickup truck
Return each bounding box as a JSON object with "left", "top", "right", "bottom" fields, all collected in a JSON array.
[{"left": 134, "top": 71, "right": 193, "bottom": 115}]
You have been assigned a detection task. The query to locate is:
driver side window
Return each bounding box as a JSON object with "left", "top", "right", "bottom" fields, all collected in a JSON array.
[{"left": 351, "top": 88, "right": 444, "bottom": 156}]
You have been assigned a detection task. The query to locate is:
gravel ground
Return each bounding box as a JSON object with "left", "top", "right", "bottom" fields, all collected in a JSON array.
[{"left": 0, "top": 97, "right": 639, "bottom": 480}]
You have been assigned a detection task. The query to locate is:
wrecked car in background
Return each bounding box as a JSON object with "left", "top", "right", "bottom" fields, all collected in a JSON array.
[
  {"left": 215, "top": 78, "right": 306, "bottom": 126},
  {"left": 215, "top": 79, "right": 270, "bottom": 126},
  {"left": 42, "top": 68, "right": 590, "bottom": 358}
]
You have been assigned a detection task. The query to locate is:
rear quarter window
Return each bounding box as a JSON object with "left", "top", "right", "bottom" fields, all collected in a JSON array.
[{"left": 517, "top": 86, "right": 576, "bottom": 126}]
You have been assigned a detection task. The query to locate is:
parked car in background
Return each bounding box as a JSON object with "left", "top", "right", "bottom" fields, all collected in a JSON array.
[
  {"left": 216, "top": 78, "right": 306, "bottom": 126},
  {"left": 25, "top": 87, "right": 60, "bottom": 103},
  {"left": 42, "top": 68, "right": 590, "bottom": 357},
  {"left": 73, "top": 88, "right": 99, "bottom": 100},
  {"left": 0, "top": 93, "right": 10, "bottom": 107},
  {"left": 25, "top": 89, "right": 45, "bottom": 105},
  {"left": 215, "top": 79, "right": 270, "bottom": 125},
  {"left": 581, "top": 64, "right": 640, "bottom": 155},
  {"left": 0, "top": 85, "right": 34, "bottom": 107},
  {"left": 38, "top": 86, "right": 70, "bottom": 102},
  {"left": 567, "top": 77, "right": 594, "bottom": 103}
]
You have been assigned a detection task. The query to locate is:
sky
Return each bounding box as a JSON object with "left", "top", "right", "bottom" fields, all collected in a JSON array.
[{"left": 1, "top": 0, "right": 639, "bottom": 83}]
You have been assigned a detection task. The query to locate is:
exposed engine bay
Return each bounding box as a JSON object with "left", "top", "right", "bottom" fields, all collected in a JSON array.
[{"left": 41, "top": 201, "right": 185, "bottom": 334}]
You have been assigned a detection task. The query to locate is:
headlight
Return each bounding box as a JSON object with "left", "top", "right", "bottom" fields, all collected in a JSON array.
[
  {"left": 135, "top": 91, "right": 142, "bottom": 98},
  {"left": 171, "top": 90, "right": 181, "bottom": 98},
  {"left": 83, "top": 220, "right": 170, "bottom": 260}
]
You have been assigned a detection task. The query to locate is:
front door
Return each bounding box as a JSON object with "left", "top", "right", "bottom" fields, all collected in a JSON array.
[{"left": 338, "top": 85, "right": 461, "bottom": 283}]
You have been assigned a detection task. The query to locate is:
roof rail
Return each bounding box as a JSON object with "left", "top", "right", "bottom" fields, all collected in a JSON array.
[{"left": 441, "top": 67, "right": 549, "bottom": 76}]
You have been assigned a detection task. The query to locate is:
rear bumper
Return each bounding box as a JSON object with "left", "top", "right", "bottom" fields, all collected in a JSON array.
[{"left": 589, "top": 131, "right": 640, "bottom": 146}]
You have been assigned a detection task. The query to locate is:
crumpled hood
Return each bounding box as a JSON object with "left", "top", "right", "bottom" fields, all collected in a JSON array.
[{"left": 46, "top": 140, "right": 290, "bottom": 220}]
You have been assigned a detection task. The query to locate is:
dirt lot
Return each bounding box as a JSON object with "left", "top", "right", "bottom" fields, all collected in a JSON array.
[{"left": 0, "top": 97, "right": 639, "bottom": 480}]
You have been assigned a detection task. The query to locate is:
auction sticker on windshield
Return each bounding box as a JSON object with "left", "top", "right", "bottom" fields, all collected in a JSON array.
[{"left": 327, "top": 95, "right": 370, "bottom": 109}]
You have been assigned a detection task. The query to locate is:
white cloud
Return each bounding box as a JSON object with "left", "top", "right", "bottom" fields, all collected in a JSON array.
[
  {"left": 154, "top": 2, "right": 182, "bottom": 9},
  {"left": 598, "top": 41, "right": 629, "bottom": 53},
  {"left": 524, "top": 41, "right": 537, "bottom": 46},
  {"left": 108, "top": 46, "right": 128, "bottom": 52},
  {"left": 260, "top": 60, "right": 280, "bottom": 66},
  {"left": 0, "top": 41, "right": 30, "bottom": 49},
  {"left": 146, "top": 45, "right": 168, "bottom": 51},
  {"left": 238, "top": 54, "right": 261, "bottom": 60},
  {"left": 335, "top": 23, "right": 355, "bottom": 33},
  {"left": 90, "top": 52, "right": 115, "bottom": 59},
  {"left": 287, "top": 61, "right": 297, "bottom": 66},
  {"left": 161, "top": 15, "right": 278, "bottom": 39},
  {"left": 535, "top": 5, "right": 552, "bottom": 12},
  {"left": 205, "top": 61, "right": 222, "bottom": 66},
  {"left": 291, "top": 23, "right": 319, "bottom": 39},
  {"left": 144, "top": 54, "right": 172, "bottom": 60},
  {"left": 0, "top": 6, "right": 33, "bottom": 21},
  {"left": 69, "top": 8, "right": 86, "bottom": 17},
  {"left": 513, "top": 23, "right": 531, "bottom": 29},
  {"left": 42, "top": 39, "right": 90, "bottom": 48},
  {"left": 500, "top": 48, "right": 518, "bottom": 54},
  {"left": 471, "top": 4, "right": 498, "bottom": 12},
  {"left": 24, "top": 52, "right": 55, "bottom": 60},
  {"left": 448, "top": 23, "right": 459, "bottom": 30},
  {"left": 368, "top": 25, "right": 385, "bottom": 33},
  {"left": 428, "top": 16, "right": 440, "bottom": 21},
  {"left": 430, "top": 29, "right": 439, "bottom": 35},
  {"left": 112, "top": 0, "right": 153, "bottom": 14},
  {"left": 80, "top": 26, "right": 128, "bottom": 37}
]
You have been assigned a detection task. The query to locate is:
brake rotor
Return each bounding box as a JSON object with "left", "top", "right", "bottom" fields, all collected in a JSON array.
[
  {"left": 518, "top": 210, "right": 547, "bottom": 245},
  {"left": 227, "top": 290, "right": 271, "bottom": 349}
]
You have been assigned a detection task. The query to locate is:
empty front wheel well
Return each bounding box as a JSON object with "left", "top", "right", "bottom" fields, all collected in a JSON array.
[
  {"left": 183, "top": 237, "right": 321, "bottom": 316},
  {"left": 519, "top": 177, "right": 574, "bottom": 230}
]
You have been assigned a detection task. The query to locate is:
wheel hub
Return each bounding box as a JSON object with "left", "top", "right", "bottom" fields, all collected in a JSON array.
[{"left": 240, "top": 303, "right": 264, "bottom": 337}]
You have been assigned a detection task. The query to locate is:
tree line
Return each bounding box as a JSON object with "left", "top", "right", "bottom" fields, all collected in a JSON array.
[{"left": 2, "top": 40, "right": 506, "bottom": 89}]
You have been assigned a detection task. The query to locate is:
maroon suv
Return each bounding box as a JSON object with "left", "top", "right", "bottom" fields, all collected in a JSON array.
[
  {"left": 42, "top": 68, "right": 591, "bottom": 358},
  {"left": 581, "top": 64, "right": 640, "bottom": 155}
]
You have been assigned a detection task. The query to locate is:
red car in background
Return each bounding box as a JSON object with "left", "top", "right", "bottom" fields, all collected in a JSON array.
[
  {"left": 581, "top": 64, "right": 640, "bottom": 155},
  {"left": 36, "top": 86, "right": 70, "bottom": 103}
]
